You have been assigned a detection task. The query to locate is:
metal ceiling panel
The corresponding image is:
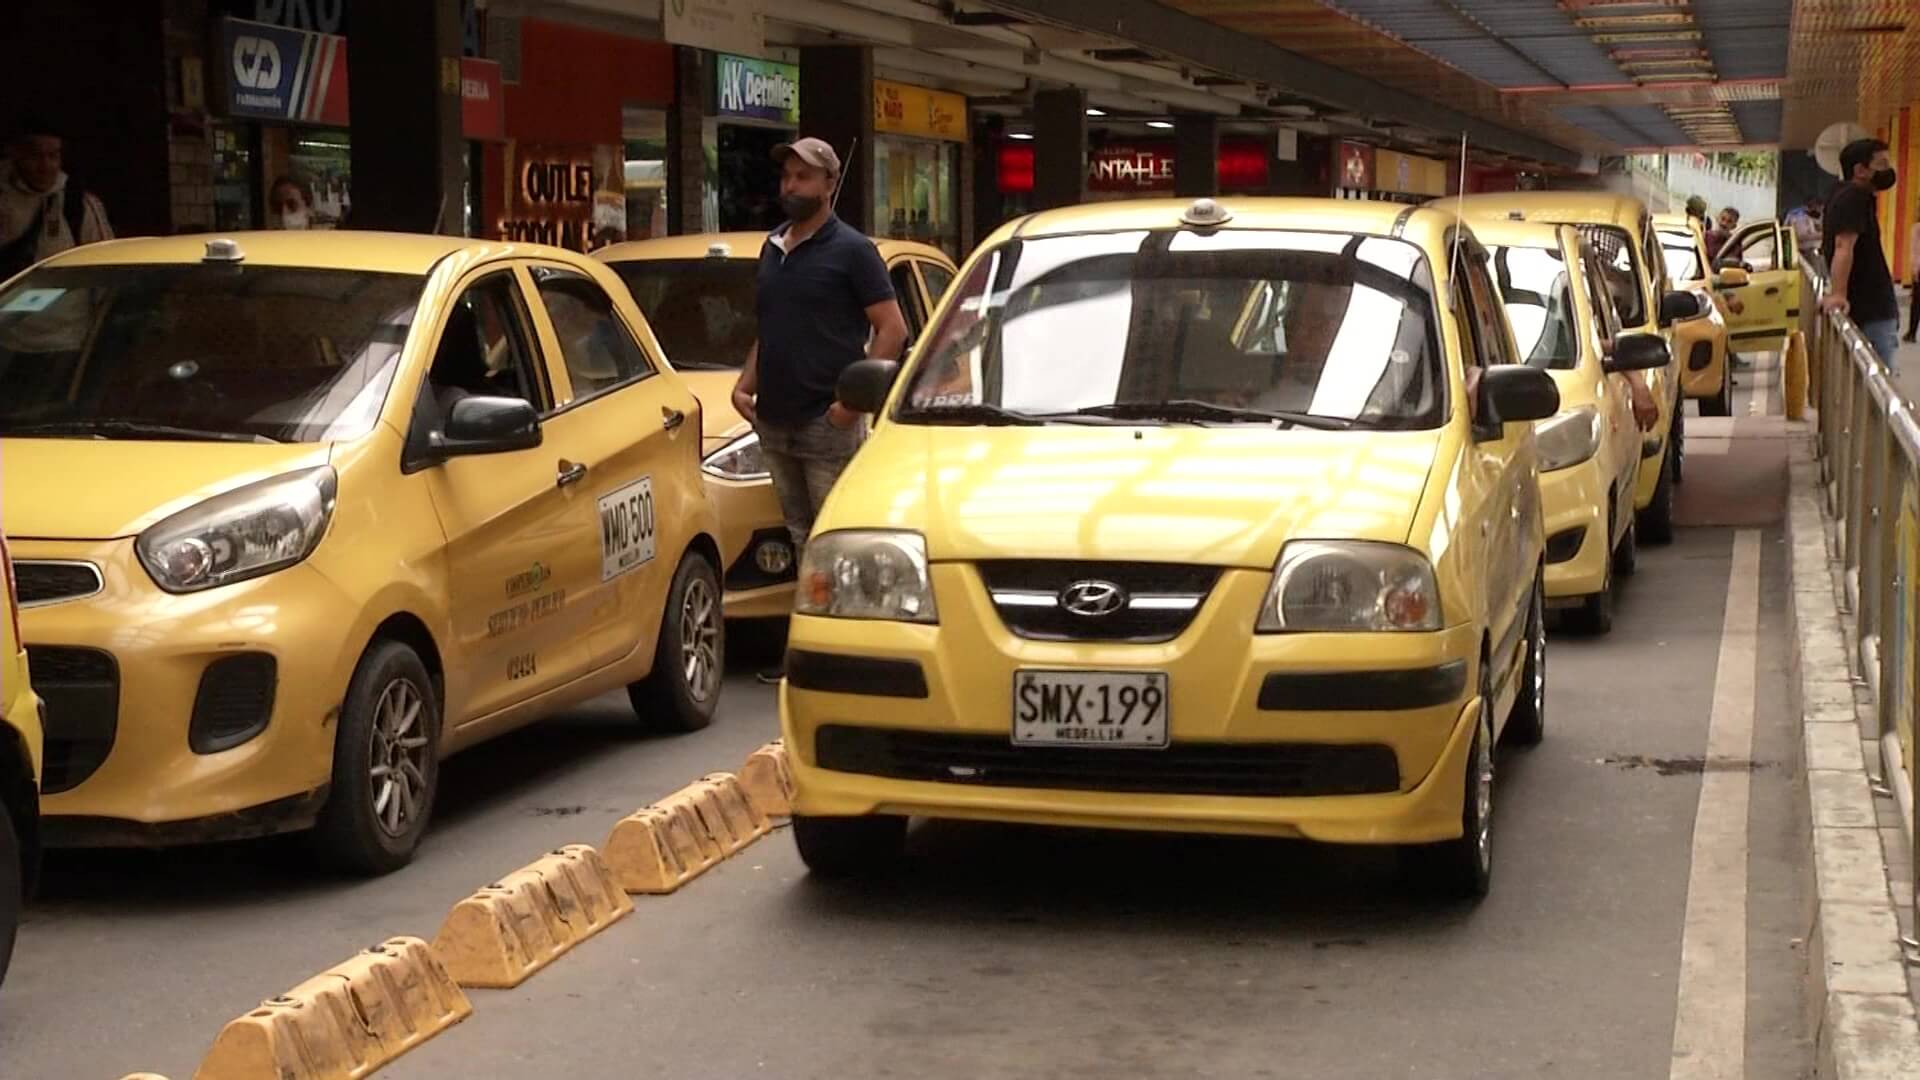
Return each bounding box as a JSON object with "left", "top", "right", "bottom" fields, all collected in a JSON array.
[
  {"left": 1555, "top": 104, "right": 1693, "bottom": 148},
  {"left": 1782, "top": 0, "right": 1920, "bottom": 148},
  {"left": 1691, "top": 0, "right": 1794, "bottom": 79},
  {"left": 1729, "top": 100, "right": 1785, "bottom": 143}
]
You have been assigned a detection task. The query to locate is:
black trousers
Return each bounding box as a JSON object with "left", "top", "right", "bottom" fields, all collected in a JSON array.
[{"left": 1908, "top": 282, "right": 1920, "bottom": 339}]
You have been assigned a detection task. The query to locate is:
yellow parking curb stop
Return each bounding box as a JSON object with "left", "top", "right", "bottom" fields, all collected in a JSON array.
[
  {"left": 603, "top": 773, "right": 771, "bottom": 894},
  {"left": 192, "top": 936, "right": 470, "bottom": 1080},
  {"left": 430, "top": 845, "right": 633, "bottom": 989},
  {"left": 1785, "top": 329, "right": 1809, "bottom": 420},
  {"left": 739, "top": 740, "right": 795, "bottom": 819}
]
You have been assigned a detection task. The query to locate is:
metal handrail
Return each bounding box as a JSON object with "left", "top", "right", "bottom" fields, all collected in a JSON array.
[{"left": 1803, "top": 265, "right": 1919, "bottom": 921}]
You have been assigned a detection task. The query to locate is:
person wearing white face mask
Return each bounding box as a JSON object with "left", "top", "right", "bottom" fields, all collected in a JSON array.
[{"left": 268, "top": 175, "right": 314, "bottom": 230}]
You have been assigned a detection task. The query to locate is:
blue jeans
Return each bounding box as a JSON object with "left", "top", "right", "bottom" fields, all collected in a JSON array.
[{"left": 1860, "top": 318, "right": 1901, "bottom": 371}]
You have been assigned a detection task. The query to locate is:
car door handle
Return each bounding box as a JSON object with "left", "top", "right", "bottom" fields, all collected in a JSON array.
[
  {"left": 557, "top": 460, "right": 588, "bottom": 488},
  {"left": 1764, "top": 287, "right": 1780, "bottom": 296},
  {"left": 662, "top": 407, "right": 686, "bottom": 432}
]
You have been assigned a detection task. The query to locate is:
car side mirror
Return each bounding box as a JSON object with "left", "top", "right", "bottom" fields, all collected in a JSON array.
[
  {"left": 1604, "top": 332, "right": 1671, "bottom": 374},
  {"left": 1715, "top": 267, "right": 1750, "bottom": 288},
  {"left": 1480, "top": 365, "right": 1560, "bottom": 427},
  {"left": 1658, "top": 289, "right": 1706, "bottom": 326},
  {"left": 433, "top": 396, "right": 542, "bottom": 457},
  {"left": 1715, "top": 256, "right": 1748, "bottom": 272},
  {"left": 838, "top": 358, "right": 901, "bottom": 414}
]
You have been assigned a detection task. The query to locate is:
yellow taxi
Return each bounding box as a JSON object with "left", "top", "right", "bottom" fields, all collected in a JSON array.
[
  {"left": 1653, "top": 214, "right": 1736, "bottom": 416},
  {"left": 1474, "top": 219, "right": 1671, "bottom": 634},
  {"left": 781, "top": 197, "right": 1564, "bottom": 899},
  {"left": 597, "top": 233, "right": 958, "bottom": 621},
  {"left": 0, "top": 231, "right": 724, "bottom": 874},
  {"left": 1455, "top": 193, "right": 1711, "bottom": 545},
  {"left": 1713, "top": 216, "right": 1804, "bottom": 354},
  {"left": 1, "top": 527, "right": 45, "bottom": 988}
]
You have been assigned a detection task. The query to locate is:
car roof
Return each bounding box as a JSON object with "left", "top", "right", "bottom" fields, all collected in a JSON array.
[
  {"left": 596, "top": 230, "right": 952, "bottom": 265},
  {"left": 1461, "top": 217, "right": 1572, "bottom": 250},
  {"left": 993, "top": 196, "right": 1467, "bottom": 261},
  {"left": 1451, "top": 190, "right": 1646, "bottom": 230},
  {"left": 36, "top": 231, "right": 547, "bottom": 276}
]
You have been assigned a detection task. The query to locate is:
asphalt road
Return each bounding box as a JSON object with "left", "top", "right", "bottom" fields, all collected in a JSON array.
[{"left": 0, "top": 371, "right": 1815, "bottom": 1079}]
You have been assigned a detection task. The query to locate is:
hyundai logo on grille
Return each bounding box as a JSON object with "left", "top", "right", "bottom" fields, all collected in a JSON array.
[{"left": 1060, "top": 580, "right": 1128, "bottom": 617}]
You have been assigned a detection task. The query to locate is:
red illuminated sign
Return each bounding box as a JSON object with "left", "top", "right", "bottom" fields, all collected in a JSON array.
[{"left": 996, "top": 139, "right": 1270, "bottom": 194}]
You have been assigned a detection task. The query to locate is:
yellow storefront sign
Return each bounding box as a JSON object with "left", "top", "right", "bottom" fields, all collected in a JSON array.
[
  {"left": 874, "top": 79, "right": 967, "bottom": 142},
  {"left": 1375, "top": 149, "right": 1447, "bottom": 197}
]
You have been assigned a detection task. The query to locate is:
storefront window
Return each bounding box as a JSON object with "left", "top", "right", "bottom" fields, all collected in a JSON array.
[
  {"left": 623, "top": 106, "right": 669, "bottom": 244},
  {"left": 875, "top": 137, "right": 958, "bottom": 257},
  {"left": 210, "top": 122, "right": 255, "bottom": 232},
  {"left": 288, "top": 130, "right": 352, "bottom": 228}
]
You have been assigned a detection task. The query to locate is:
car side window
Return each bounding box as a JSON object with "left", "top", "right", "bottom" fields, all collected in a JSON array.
[
  {"left": 889, "top": 262, "right": 927, "bottom": 341},
  {"left": 1578, "top": 240, "right": 1621, "bottom": 346},
  {"left": 531, "top": 268, "right": 654, "bottom": 405},
  {"left": 1738, "top": 226, "right": 1779, "bottom": 273},
  {"left": 426, "top": 272, "right": 548, "bottom": 417},
  {"left": 1460, "top": 251, "right": 1518, "bottom": 367},
  {"left": 919, "top": 261, "right": 955, "bottom": 307}
]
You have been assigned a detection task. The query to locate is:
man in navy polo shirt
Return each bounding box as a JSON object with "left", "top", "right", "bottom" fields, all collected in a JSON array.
[{"left": 731, "top": 137, "right": 908, "bottom": 683}]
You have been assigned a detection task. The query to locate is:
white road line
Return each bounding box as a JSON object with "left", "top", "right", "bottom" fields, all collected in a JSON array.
[{"left": 1669, "top": 530, "right": 1761, "bottom": 1080}]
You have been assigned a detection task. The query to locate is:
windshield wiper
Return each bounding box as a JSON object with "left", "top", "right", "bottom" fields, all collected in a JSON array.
[
  {"left": 896, "top": 402, "right": 1043, "bottom": 426},
  {"left": 669, "top": 359, "right": 739, "bottom": 371},
  {"left": 1065, "top": 400, "right": 1360, "bottom": 431},
  {"left": 3, "top": 419, "right": 282, "bottom": 444}
]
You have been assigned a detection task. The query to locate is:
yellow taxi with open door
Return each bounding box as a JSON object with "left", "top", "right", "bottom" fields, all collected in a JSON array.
[{"left": 1714, "top": 217, "right": 1804, "bottom": 355}]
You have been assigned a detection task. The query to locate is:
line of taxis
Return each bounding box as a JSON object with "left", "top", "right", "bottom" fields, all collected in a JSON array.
[{"left": 0, "top": 190, "right": 1807, "bottom": 986}]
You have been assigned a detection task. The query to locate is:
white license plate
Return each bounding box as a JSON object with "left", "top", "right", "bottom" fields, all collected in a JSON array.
[{"left": 1012, "top": 670, "right": 1169, "bottom": 748}]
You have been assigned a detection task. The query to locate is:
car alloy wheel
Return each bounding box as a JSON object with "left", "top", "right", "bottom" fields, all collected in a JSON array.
[{"left": 368, "top": 678, "right": 431, "bottom": 839}]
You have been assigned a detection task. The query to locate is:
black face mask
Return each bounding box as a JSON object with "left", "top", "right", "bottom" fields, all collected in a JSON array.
[
  {"left": 1874, "top": 167, "right": 1899, "bottom": 191},
  {"left": 780, "top": 193, "right": 824, "bottom": 222}
]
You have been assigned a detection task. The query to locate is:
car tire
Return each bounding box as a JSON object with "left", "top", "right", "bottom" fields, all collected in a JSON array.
[
  {"left": 1671, "top": 408, "right": 1686, "bottom": 486},
  {"left": 1637, "top": 444, "right": 1677, "bottom": 545},
  {"left": 1614, "top": 512, "right": 1639, "bottom": 578},
  {"left": 312, "top": 640, "right": 441, "bottom": 877},
  {"left": 1704, "top": 361, "right": 1734, "bottom": 417},
  {"left": 0, "top": 798, "right": 19, "bottom": 988},
  {"left": 1565, "top": 573, "right": 1614, "bottom": 636},
  {"left": 1504, "top": 574, "right": 1546, "bottom": 747},
  {"left": 793, "top": 813, "right": 908, "bottom": 877},
  {"left": 1402, "top": 659, "right": 1494, "bottom": 901},
  {"left": 629, "top": 551, "right": 724, "bottom": 734}
]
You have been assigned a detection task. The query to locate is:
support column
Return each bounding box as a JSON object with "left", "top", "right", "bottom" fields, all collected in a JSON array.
[
  {"left": 799, "top": 46, "right": 875, "bottom": 233},
  {"left": 668, "top": 46, "right": 708, "bottom": 236},
  {"left": 347, "top": 0, "right": 464, "bottom": 233},
  {"left": 1033, "top": 88, "right": 1087, "bottom": 211},
  {"left": 972, "top": 111, "right": 1006, "bottom": 248},
  {"left": 1173, "top": 113, "right": 1219, "bottom": 198},
  {"left": 0, "top": 0, "right": 170, "bottom": 236}
]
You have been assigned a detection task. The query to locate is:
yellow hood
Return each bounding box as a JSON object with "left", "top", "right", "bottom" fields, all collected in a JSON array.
[
  {"left": 1, "top": 438, "right": 331, "bottom": 540},
  {"left": 833, "top": 424, "right": 1441, "bottom": 568},
  {"left": 678, "top": 370, "right": 750, "bottom": 449}
]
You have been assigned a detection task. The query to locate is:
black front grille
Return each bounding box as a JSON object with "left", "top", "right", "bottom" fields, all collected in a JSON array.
[
  {"left": 1688, "top": 340, "right": 1714, "bottom": 372},
  {"left": 977, "top": 561, "right": 1221, "bottom": 643},
  {"left": 14, "top": 562, "right": 102, "bottom": 605},
  {"left": 191, "top": 654, "right": 277, "bottom": 754},
  {"left": 24, "top": 646, "right": 119, "bottom": 794},
  {"left": 814, "top": 725, "right": 1400, "bottom": 798}
]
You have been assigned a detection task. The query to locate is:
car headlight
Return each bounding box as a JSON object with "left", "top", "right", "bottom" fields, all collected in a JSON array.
[
  {"left": 1257, "top": 541, "right": 1442, "bottom": 633},
  {"left": 1535, "top": 405, "right": 1603, "bottom": 473},
  {"left": 702, "top": 431, "right": 768, "bottom": 480},
  {"left": 796, "top": 530, "right": 937, "bottom": 623},
  {"left": 136, "top": 466, "right": 337, "bottom": 593}
]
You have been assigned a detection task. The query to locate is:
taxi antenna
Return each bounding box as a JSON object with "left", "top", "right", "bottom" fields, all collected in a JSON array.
[
  {"left": 1449, "top": 132, "right": 1470, "bottom": 285},
  {"left": 831, "top": 138, "right": 859, "bottom": 213}
]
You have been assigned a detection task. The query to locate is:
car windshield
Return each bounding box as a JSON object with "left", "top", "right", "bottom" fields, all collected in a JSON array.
[
  {"left": 611, "top": 259, "right": 755, "bottom": 370},
  {"left": 0, "top": 264, "right": 422, "bottom": 444},
  {"left": 1659, "top": 229, "right": 1703, "bottom": 283},
  {"left": 1492, "top": 245, "right": 1579, "bottom": 371},
  {"left": 899, "top": 229, "right": 1444, "bottom": 429}
]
